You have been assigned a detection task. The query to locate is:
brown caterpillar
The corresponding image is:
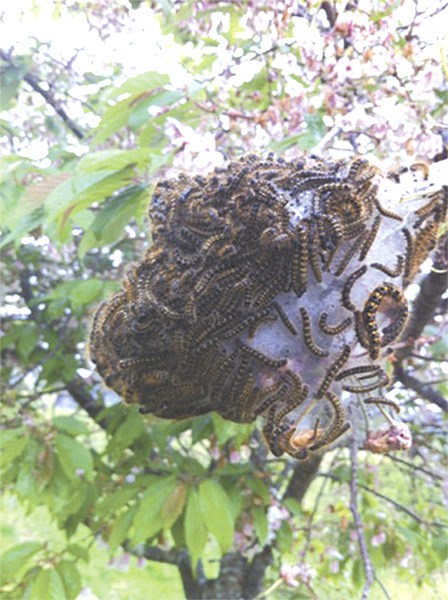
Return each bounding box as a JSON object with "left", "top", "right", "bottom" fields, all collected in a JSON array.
[
  {"left": 415, "top": 186, "right": 447, "bottom": 217},
  {"left": 410, "top": 161, "right": 430, "bottom": 181},
  {"left": 118, "top": 356, "right": 165, "bottom": 370},
  {"left": 333, "top": 235, "right": 365, "bottom": 277},
  {"left": 335, "top": 364, "right": 382, "bottom": 382},
  {"left": 300, "top": 307, "right": 329, "bottom": 358},
  {"left": 363, "top": 396, "right": 401, "bottom": 413},
  {"left": 374, "top": 197, "right": 403, "bottom": 221},
  {"left": 294, "top": 223, "right": 309, "bottom": 296},
  {"left": 319, "top": 312, "right": 352, "bottom": 335},
  {"left": 401, "top": 227, "right": 414, "bottom": 287},
  {"left": 341, "top": 265, "right": 368, "bottom": 311},
  {"left": 315, "top": 344, "right": 352, "bottom": 398},
  {"left": 371, "top": 256, "right": 404, "bottom": 278},
  {"left": 236, "top": 339, "right": 288, "bottom": 368},
  {"left": 342, "top": 371, "right": 390, "bottom": 394},
  {"left": 359, "top": 216, "right": 381, "bottom": 261},
  {"left": 272, "top": 301, "right": 298, "bottom": 335},
  {"left": 309, "top": 222, "right": 323, "bottom": 283},
  {"left": 309, "top": 391, "right": 351, "bottom": 452}
]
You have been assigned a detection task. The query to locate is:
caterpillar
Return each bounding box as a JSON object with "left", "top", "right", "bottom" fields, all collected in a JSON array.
[
  {"left": 272, "top": 301, "right": 298, "bottom": 335},
  {"left": 359, "top": 216, "right": 381, "bottom": 261},
  {"left": 333, "top": 235, "right": 365, "bottom": 277},
  {"left": 236, "top": 338, "right": 288, "bottom": 368},
  {"left": 309, "top": 222, "right": 324, "bottom": 283},
  {"left": 300, "top": 307, "right": 329, "bottom": 358},
  {"left": 335, "top": 364, "right": 382, "bottom": 382},
  {"left": 370, "top": 256, "right": 404, "bottom": 278},
  {"left": 342, "top": 371, "right": 390, "bottom": 393},
  {"left": 309, "top": 391, "right": 351, "bottom": 452},
  {"left": 319, "top": 312, "right": 352, "bottom": 335},
  {"left": 374, "top": 197, "right": 403, "bottom": 221},
  {"left": 363, "top": 396, "right": 401, "bottom": 413},
  {"left": 341, "top": 265, "right": 368, "bottom": 311},
  {"left": 315, "top": 344, "right": 352, "bottom": 398}
]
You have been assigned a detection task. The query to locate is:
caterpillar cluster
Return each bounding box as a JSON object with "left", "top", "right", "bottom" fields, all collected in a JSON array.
[{"left": 89, "top": 154, "right": 446, "bottom": 459}]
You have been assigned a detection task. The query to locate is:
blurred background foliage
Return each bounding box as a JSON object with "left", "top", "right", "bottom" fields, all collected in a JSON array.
[{"left": 0, "top": 0, "right": 447, "bottom": 598}]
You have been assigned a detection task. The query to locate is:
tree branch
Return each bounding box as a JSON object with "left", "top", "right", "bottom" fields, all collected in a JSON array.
[
  {"left": 283, "top": 454, "right": 323, "bottom": 503},
  {"left": 65, "top": 379, "right": 109, "bottom": 427},
  {"left": 394, "top": 365, "right": 447, "bottom": 412},
  {"left": 392, "top": 243, "right": 447, "bottom": 411},
  {"left": 0, "top": 48, "right": 84, "bottom": 139},
  {"left": 125, "top": 544, "right": 201, "bottom": 599},
  {"left": 395, "top": 268, "right": 447, "bottom": 363}
]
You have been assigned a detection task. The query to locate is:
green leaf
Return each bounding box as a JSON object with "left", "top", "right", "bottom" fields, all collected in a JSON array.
[
  {"left": 0, "top": 207, "right": 46, "bottom": 249},
  {"left": 276, "top": 520, "right": 293, "bottom": 554},
  {"left": 110, "top": 406, "right": 147, "bottom": 452},
  {"left": 0, "top": 63, "right": 27, "bottom": 110},
  {"left": 53, "top": 416, "right": 89, "bottom": 436},
  {"left": 3, "top": 172, "right": 71, "bottom": 232},
  {"left": 128, "top": 90, "right": 184, "bottom": 129},
  {"left": 252, "top": 506, "right": 268, "bottom": 546},
  {"left": 283, "top": 497, "right": 302, "bottom": 517},
  {"left": 198, "top": 479, "right": 234, "bottom": 553},
  {"left": 245, "top": 478, "right": 270, "bottom": 505},
  {"left": 70, "top": 279, "right": 105, "bottom": 311},
  {"left": 30, "top": 567, "right": 66, "bottom": 600},
  {"left": 304, "top": 112, "right": 327, "bottom": 140},
  {"left": 184, "top": 488, "right": 208, "bottom": 570},
  {"left": 78, "top": 149, "right": 151, "bottom": 172},
  {"left": 0, "top": 542, "right": 43, "bottom": 583},
  {"left": 15, "top": 441, "right": 39, "bottom": 501},
  {"left": 56, "top": 560, "right": 82, "bottom": 600},
  {"left": 91, "top": 72, "right": 172, "bottom": 143},
  {"left": 396, "top": 524, "right": 421, "bottom": 545},
  {"left": 108, "top": 71, "right": 170, "bottom": 97},
  {"left": 351, "top": 558, "right": 364, "bottom": 590},
  {"left": 109, "top": 506, "right": 137, "bottom": 552},
  {"left": 97, "top": 486, "right": 141, "bottom": 520},
  {"left": 66, "top": 544, "right": 89, "bottom": 563},
  {"left": 44, "top": 169, "right": 133, "bottom": 235},
  {"left": 0, "top": 428, "right": 28, "bottom": 468},
  {"left": 45, "top": 279, "right": 105, "bottom": 311},
  {"left": 45, "top": 170, "right": 108, "bottom": 216},
  {"left": 131, "top": 477, "right": 178, "bottom": 543},
  {"left": 65, "top": 482, "right": 88, "bottom": 516},
  {"left": 55, "top": 433, "right": 94, "bottom": 481},
  {"left": 432, "top": 531, "right": 448, "bottom": 561},
  {"left": 268, "top": 133, "right": 310, "bottom": 154},
  {"left": 80, "top": 184, "right": 149, "bottom": 256},
  {"left": 161, "top": 481, "right": 187, "bottom": 530},
  {"left": 17, "top": 322, "right": 39, "bottom": 361}
]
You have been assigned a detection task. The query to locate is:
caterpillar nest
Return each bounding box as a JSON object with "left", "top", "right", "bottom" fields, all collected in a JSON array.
[{"left": 89, "top": 154, "right": 447, "bottom": 460}]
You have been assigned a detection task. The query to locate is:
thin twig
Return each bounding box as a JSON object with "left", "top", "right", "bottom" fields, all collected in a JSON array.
[
  {"left": 374, "top": 574, "right": 392, "bottom": 600},
  {"left": 301, "top": 450, "right": 340, "bottom": 558},
  {"left": 409, "top": 352, "right": 446, "bottom": 363},
  {"left": 385, "top": 455, "right": 444, "bottom": 481},
  {"left": 349, "top": 438, "right": 375, "bottom": 600},
  {"left": 320, "top": 472, "right": 447, "bottom": 528},
  {"left": 253, "top": 577, "right": 283, "bottom": 599},
  {"left": 395, "top": 366, "right": 447, "bottom": 412},
  {"left": 302, "top": 473, "right": 329, "bottom": 557},
  {"left": 0, "top": 48, "right": 84, "bottom": 139}
]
